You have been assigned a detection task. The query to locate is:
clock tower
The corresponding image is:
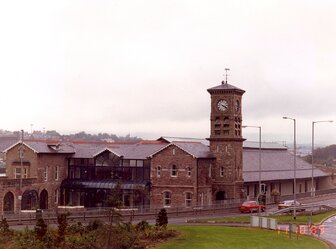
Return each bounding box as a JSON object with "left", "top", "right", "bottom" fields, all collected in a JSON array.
[{"left": 207, "top": 80, "right": 245, "bottom": 200}]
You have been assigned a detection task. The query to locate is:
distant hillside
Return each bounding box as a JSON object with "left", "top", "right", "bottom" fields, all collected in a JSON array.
[
  {"left": 0, "top": 129, "right": 142, "bottom": 143},
  {"left": 303, "top": 144, "right": 336, "bottom": 167}
]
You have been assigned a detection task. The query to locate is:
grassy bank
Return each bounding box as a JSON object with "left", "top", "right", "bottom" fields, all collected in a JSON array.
[{"left": 156, "top": 225, "right": 328, "bottom": 249}]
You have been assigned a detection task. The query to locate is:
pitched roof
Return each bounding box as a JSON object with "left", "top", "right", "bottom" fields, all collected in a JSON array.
[
  {"left": 207, "top": 82, "right": 245, "bottom": 94},
  {"left": 242, "top": 149, "right": 329, "bottom": 182},
  {"left": 149, "top": 142, "right": 215, "bottom": 159}
]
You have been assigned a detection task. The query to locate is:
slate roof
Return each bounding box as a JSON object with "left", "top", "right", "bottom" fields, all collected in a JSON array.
[
  {"left": 243, "top": 149, "right": 329, "bottom": 182},
  {"left": 3, "top": 140, "right": 76, "bottom": 154},
  {"left": 149, "top": 142, "right": 215, "bottom": 159},
  {"left": 0, "top": 139, "right": 331, "bottom": 182},
  {"left": 71, "top": 141, "right": 168, "bottom": 159},
  {"left": 207, "top": 82, "right": 245, "bottom": 94}
]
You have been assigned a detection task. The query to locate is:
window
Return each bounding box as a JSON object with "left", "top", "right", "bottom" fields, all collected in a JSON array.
[
  {"left": 136, "top": 160, "right": 143, "bottom": 167},
  {"left": 14, "top": 168, "right": 20, "bottom": 179},
  {"left": 55, "top": 166, "right": 59, "bottom": 180},
  {"left": 187, "top": 167, "right": 191, "bottom": 177},
  {"left": 209, "top": 164, "right": 212, "bottom": 177},
  {"left": 130, "top": 160, "right": 136, "bottom": 167},
  {"left": 44, "top": 167, "right": 48, "bottom": 181},
  {"left": 220, "top": 167, "right": 224, "bottom": 177},
  {"left": 14, "top": 168, "right": 28, "bottom": 179},
  {"left": 163, "top": 191, "right": 171, "bottom": 207},
  {"left": 185, "top": 192, "right": 192, "bottom": 207},
  {"left": 172, "top": 148, "right": 175, "bottom": 155},
  {"left": 171, "top": 165, "right": 177, "bottom": 177},
  {"left": 157, "top": 166, "right": 161, "bottom": 177},
  {"left": 55, "top": 189, "right": 59, "bottom": 203}
]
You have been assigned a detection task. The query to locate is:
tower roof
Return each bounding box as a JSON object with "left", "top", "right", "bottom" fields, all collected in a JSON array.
[{"left": 207, "top": 81, "right": 245, "bottom": 94}]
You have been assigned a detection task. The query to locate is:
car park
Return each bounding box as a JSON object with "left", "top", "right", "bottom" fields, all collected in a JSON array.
[{"left": 239, "top": 201, "right": 265, "bottom": 213}]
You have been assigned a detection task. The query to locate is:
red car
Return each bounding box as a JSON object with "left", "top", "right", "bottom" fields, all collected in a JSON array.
[{"left": 239, "top": 201, "right": 265, "bottom": 213}]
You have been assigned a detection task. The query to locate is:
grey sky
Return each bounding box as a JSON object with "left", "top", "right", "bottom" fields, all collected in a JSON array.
[{"left": 1, "top": 0, "right": 335, "bottom": 145}]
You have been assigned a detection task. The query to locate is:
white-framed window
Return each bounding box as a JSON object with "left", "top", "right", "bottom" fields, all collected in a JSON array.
[
  {"left": 157, "top": 166, "right": 161, "bottom": 177},
  {"left": 163, "top": 191, "right": 171, "bottom": 207},
  {"left": 55, "top": 166, "right": 59, "bottom": 180},
  {"left": 185, "top": 192, "right": 192, "bottom": 207},
  {"left": 14, "top": 168, "right": 28, "bottom": 179},
  {"left": 14, "top": 168, "right": 20, "bottom": 179},
  {"left": 171, "top": 165, "right": 177, "bottom": 177},
  {"left": 187, "top": 167, "right": 191, "bottom": 177},
  {"left": 54, "top": 189, "right": 59, "bottom": 204},
  {"left": 44, "top": 166, "right": 48, "bottom": 181},
  {"left": 220, "top": 167, "right": 224, "bottom": 177}
]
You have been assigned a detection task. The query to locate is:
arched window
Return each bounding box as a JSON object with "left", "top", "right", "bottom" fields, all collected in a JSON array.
[
  {"left": 3, "top": 192, "right": 14, "bottom": 212},
  {"left": 163, "top": 191, "right": 171, "bottom": 207},
  {"left": 171, "top": 165, "right": 177, "bottom": 177},
  {"left": 40, "top": 189, "right": 48, "bottom": 210}
]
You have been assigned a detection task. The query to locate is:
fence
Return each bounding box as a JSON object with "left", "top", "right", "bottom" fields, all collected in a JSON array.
[{"left": 250, "top": 216, "right": 277, "bottom": 230}]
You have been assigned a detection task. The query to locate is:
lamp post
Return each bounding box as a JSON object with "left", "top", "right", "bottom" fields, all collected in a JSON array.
[
  {"left": 243, "top": 125, "right": 262, "bottom": 215},
  {"left": 311, "top": 120, "right": 333, "bottom": 221},
  {"left": 18, "top": 130, "right": 24, "bottom": 223},
  {"left": 283, "top": 117, "right": 297, "bottom": 219}
]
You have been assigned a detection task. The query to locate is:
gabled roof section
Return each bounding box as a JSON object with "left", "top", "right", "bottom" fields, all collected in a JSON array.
[
  {"left": 92, "top": 147, "right": 122, "bottom": 158},
  {"left": 158, "top": 136, "right": 209, "bottom": 146},
  {"left": 207, "top": 82, "right": 245, "bottom": 94},
  {"left": 3, "top": 141, "right": 39, "bottom": 153},
  {"left": 149, "top": 142, "right": 214, "bottom": 159}
]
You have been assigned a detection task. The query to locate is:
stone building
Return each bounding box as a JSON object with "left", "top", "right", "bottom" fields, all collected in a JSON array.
[{"left": 0, "top": 80, "right": 333, "bottom": 214}]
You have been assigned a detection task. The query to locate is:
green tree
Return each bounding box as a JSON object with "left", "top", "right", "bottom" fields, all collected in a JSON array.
[{"left": 156, "top": 208, "right": 168, "bottom": 228}]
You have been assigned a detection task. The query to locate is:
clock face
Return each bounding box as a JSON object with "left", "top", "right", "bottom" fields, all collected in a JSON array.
[{"left": 217, "top": 100, "right": 228, "bottom": 112}]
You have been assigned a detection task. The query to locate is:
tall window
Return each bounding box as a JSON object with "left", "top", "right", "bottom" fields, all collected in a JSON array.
[
  {"left": 157, "top": 166, "right": 161, "bottom": 177},
  {"left": 187, "top": 167, "right": 191, "bottom": 177},
  {"left": 55, "top": 166, "right": 59, "bottom": 180},
  {"left": 44, "top": 167, "right": 48, "bottom": 181},
  {"left": 220, "top": 167, "right": 224, "bottom": 177},
  {"left": 185, "top": 192, "right": 192, "bottom": 207},
  {"left": 54, "top": 189, "right": 59, "bottom": 203},
  {"left": 171, "top": 165, "right": 177, "bottom": 177},
  {"left": 163, "top": 191, "right": 171, "bottom": 207},
  {"left": 209, "top": 164, "right": 212, "bottom": 178}
]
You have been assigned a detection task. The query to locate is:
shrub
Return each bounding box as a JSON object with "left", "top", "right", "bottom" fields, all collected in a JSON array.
[
  {"left": 57, "top": 213, "right": 68, "bottom": 243},
  {"left": 34, "top": 218, "right": 47, "bottom": 240},
  {"left": 155, "top": 208, "right": 168, "bottom": 228},
  {"left": 86, "top": 220, "right": 103, "bottom": 232},
  {"left": 135, "top": 220, "right": 150, "bottom": 231}
]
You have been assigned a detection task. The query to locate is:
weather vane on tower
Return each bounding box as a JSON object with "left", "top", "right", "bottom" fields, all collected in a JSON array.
[{"left": 222, "top": 68, "right": 230, "bottom": 84}]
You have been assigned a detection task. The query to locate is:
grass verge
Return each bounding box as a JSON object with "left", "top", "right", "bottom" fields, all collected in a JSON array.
[
  {"left": 187, "top": 210, "right": 336, "bottom": 225},
  {"left": 156, "top": 225, "right": 328, "bottom": 249}
]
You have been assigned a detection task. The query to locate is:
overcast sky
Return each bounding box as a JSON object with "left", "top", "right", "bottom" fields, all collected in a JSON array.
[{"left": 1, "top": 0, "right": 336, "bottom": 145}]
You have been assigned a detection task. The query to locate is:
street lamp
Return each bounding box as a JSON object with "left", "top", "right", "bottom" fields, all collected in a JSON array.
[
  {"left": 311, "top": 120, "right": 333, "bottom": 220},
  {"left": 243, "top": 125, "right": 262, "bottom": 215},
  {"left": 283, "top": 117, "right": 297, "bottom": 219}
]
